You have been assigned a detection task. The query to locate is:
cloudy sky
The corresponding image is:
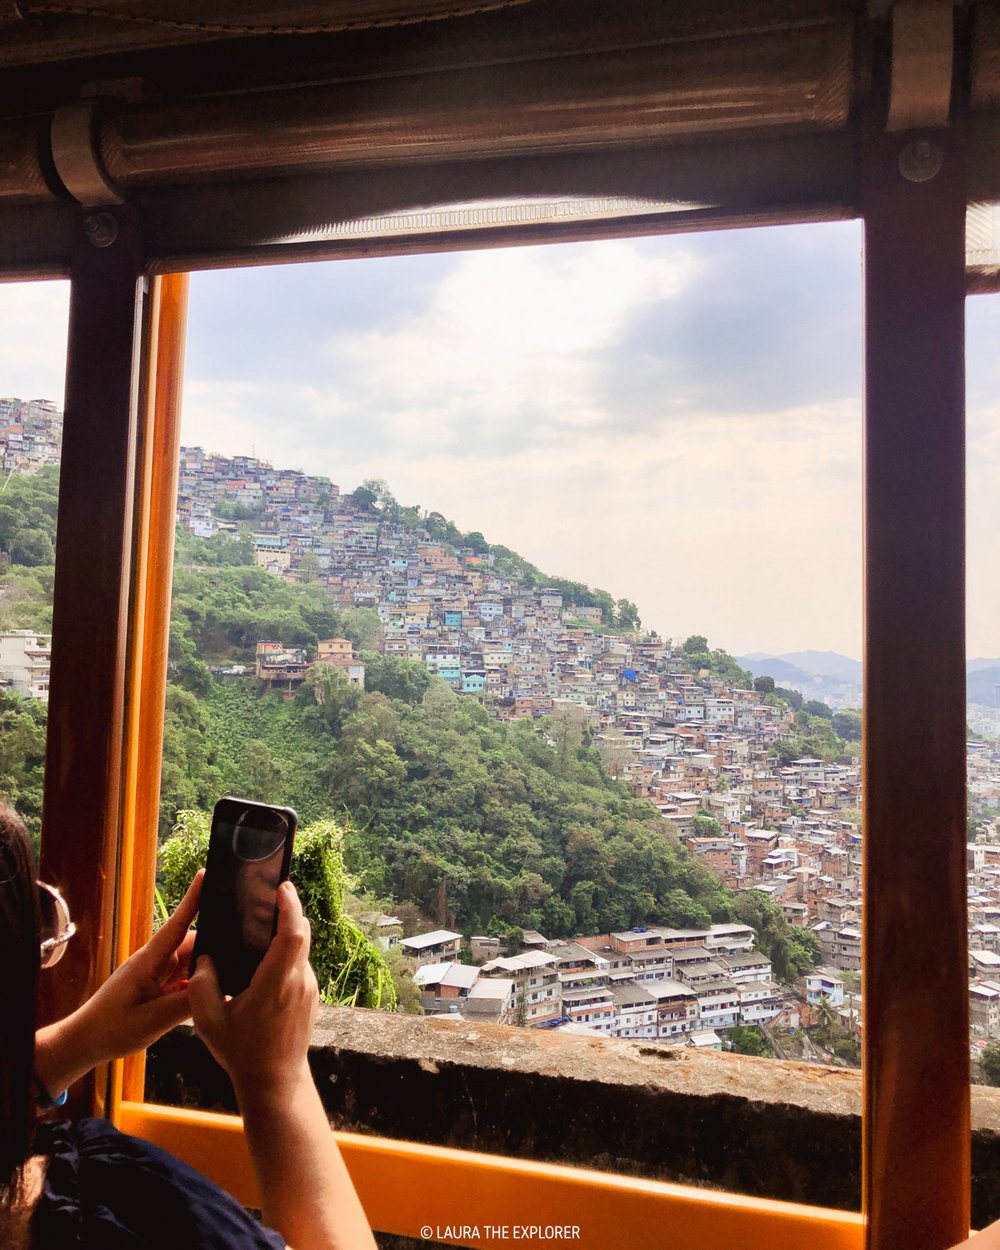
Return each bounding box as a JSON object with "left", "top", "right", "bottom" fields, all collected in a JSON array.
[{"left": 3, "top": 219, "right": 1000, "bottom": 660}]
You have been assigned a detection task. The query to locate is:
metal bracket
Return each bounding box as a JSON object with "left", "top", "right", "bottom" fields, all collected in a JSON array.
[
  {"left": 50, "top": 98, "right": 124, "bottom": 208},
  {"left": 887, "top": 0, "right": 955, "bottom": 131}
]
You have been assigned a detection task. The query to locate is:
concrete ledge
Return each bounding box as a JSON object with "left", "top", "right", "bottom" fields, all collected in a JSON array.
[{"left": 145, "top": 1006, "right": 1000, "bottom": 1226}]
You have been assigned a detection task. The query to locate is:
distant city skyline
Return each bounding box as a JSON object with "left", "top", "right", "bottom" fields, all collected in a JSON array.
[{"left": 3, "top": 219, "right": 1000, "bottom": 659}]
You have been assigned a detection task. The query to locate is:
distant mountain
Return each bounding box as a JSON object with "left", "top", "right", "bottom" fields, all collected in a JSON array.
[
  {"left": 739, "top": 657, "right": 816, "bottom": 686},
  {"left": 740, "top": 651, "right": 861, "bottom": 683},
  {"left": 772, "top": 651, "right": 862, "bottom": 683},
  {"left": 968, "top": 667, "right": 1000, "bottom": 707},
  {"left": 741, "top": 650, "right": 1000, "bottom": 708},
  {"left": 736, "top": 652, "right": 861, "bottom": 709}
]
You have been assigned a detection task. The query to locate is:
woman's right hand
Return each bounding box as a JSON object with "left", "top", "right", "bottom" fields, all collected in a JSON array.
[
  {"left": 188, "top": 879, "right": 319, "bottom": 1102},
  {"left": 192, "top": 879, "right": 377, "bottom": 1250}
]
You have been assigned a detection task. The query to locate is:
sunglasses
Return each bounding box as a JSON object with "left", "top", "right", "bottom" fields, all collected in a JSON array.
[
  {"left": 231, "top": 813, "right": 288, "bottom": 864},
  {"left": 38, "top": 880, "right": 76, "bottom": 969}
]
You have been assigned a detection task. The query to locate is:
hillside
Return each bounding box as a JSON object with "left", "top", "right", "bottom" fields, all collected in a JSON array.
[{"left": 0, "top": 461, "right": 829, "bottom": 976}]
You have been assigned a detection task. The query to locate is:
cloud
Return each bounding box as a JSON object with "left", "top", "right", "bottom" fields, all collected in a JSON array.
[
  {"left": 316, "top": 239, "right": 701, "bottom": 456},
  {"left": 0, "top": 281, "right": 70, "bottom": 402},
  {"left": 177, "top": 226, "right": 875, "bottom": 655},
  {"left": 594, "top": 221, "right": 863, "bottom": 426}
]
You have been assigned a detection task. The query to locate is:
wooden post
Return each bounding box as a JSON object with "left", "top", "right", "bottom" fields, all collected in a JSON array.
[
  {"left": 37, "top": 205, "right": 147, "bottom": 1117},
  {"left": 862, "top": 127, "right": 969, "bottom": 1249}
]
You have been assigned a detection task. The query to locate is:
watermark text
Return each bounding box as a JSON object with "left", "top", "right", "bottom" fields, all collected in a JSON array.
[{"left": 419, "top": 1224, "right": 581, "bottom": 1242}]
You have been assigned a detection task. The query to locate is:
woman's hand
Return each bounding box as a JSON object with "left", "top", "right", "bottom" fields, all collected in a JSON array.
[
  {"left": 188, "top": 879, "right": 318, "bottom": 1102},
  {"left": 35, "top": 872, "right": 203, "bottom": 1096},
  {"left": 190, "top": 883, "right": 376, "bottom": 1250}
]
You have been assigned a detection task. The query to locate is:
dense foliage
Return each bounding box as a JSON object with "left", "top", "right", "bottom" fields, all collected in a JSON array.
[
  {"left": 726, "top": 1025, "right": 775, "bottom": 1057},
  {"left": 730, "top": 889, "right": 821, "bottom": 983},
  {"left": 680, "top": 635, "right": 754, "bottom": 690},
  {"left": 0, "top": 464, "right": 58, "bottom": 631},
  {"left": 0, "top": 690, "right": 46, "bottom": 839},
  {"left": 981, "top": 1041, "right": 1000, "bottom": 1087},
  {"left": 0, "top": 464, "right": 58, "bottom": 570},
  {"left": 158, "top": 809, "right": 396, "bottom": 1008},
  {"left": 161, "top": 662, "right": 736, "bottom": 939}
]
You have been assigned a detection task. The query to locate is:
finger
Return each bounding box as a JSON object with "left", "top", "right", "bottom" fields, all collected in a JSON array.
[
  {"left": 127, "top": 986, "right": 194, "bottom": 1045},
  {"left": 173, "top": 931, "right": 198, "bottom": 967},
  {"left": 249, "top": 915, "right": 309, "bottom": 1000},
  {"left": 277, "top": 880, "right": 311, "bottom": 959},
  {"left": 275, "top": 879, "right": 304, "bottom": 931},
  {"left": 188, "top": 955, "right": 226, "bottom": 1036}
]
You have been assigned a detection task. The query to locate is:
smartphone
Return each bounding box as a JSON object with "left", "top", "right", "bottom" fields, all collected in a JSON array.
[{"left": 191, "top": 796, "right": 298, "bottom": 997}]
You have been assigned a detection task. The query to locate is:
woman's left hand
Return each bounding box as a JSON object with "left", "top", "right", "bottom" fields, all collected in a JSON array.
[{"left": 35, "top": 872, "right": 203, "bottom": 1098}]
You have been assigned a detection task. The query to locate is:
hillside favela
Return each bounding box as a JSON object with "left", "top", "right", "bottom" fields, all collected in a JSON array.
[{"left": 5, "top": 396, "right": 1000, "bottom": 1078}]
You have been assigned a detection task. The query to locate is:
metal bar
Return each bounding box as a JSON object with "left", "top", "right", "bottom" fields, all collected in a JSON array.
[
  {"left": 120, "top": 1101, "right": 866, "bottom": 1250},
  {"left": 98, "top": 22, "right": 854, "bottom": 189},
  {"left": 151, "top": 203, "right": 854, "bottom": 277},
  {"left": 0, "top": 0, "right": 852, "bottom": 71},
  {"left": 118, "top": 272, "right": 189, "bottom": 1106},
  {"left": 861, "top": 127, "right": 969, "bottom": 1249},
  {"left": 139, "top": 129, "right": 860, "bottom": 268},
  {"left": 36, "top": 204, "right": 147, "bottom": 1118}
]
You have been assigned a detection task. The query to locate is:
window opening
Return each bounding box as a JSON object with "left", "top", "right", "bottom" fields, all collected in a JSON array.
[
  {"left": 965, "top": 283, "right": 1000, "bottom": 1225},
  {"left": 147, "top": 217, "right": 866, "bottom": 1203},
  {"left": 0, "top": 279, "right": 69, "bottom": 852}
]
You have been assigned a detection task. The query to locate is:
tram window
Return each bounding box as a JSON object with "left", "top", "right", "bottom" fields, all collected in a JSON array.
[
  {"left": 152, "top": 218, "right": 863, "bottom": 1201},
  {"left": 0, "top": 280, "right": 69, "bottom": 850},
  {"left": 965, "top": 287, "right": 1000, "bottom": 1088}
]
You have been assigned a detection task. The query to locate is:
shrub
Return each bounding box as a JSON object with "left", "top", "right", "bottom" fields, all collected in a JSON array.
[{"left": 158, "top": 808, "right": 396, "bottom": 1010}]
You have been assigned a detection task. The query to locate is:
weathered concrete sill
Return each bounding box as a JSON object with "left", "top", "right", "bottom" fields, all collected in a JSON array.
[{"left": 146, "top": 1006, "right": 1000, "bottom": 1227}]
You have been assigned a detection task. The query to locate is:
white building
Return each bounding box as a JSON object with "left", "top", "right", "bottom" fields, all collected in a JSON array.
[{"left": 0, "top": 629, "right": 51, "bottom": 701}]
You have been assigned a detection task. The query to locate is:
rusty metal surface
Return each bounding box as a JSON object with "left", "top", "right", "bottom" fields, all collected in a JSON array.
[
  {"left": 861, "top": 126, "right": 969, "bottom": 1250},
  {"left": 0, "top": 0, "right": 540, "bottom": 66},
  {"left": 97, "top": 26, "right": 854, "bottom": 187},
  {"left": 971, "top": 1, "right": 1000, "bottom": 112},
  {"left": 886, "top": 0, "right": 955, "bottom": 132}
]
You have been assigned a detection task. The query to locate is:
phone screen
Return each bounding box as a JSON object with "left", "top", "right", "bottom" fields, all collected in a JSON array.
[{"left": 192, "top": 796, "right": 297, "bottom": 996}]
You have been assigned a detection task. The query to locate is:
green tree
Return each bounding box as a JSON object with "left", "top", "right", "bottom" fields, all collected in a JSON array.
[
  {"left": 803, "top": 699, "right": 833, "bottom": 720},
  {"left": 727, "top": 1025, "right": 774, "bottom": 1057},
  {"left": 832, "top": 710, "right": 862, "bottom": 741},
  {"left": 10, "top": 527, "right": 53, "bottom": 566},
  {"left": 732, "top": 889, "right": 820, "bottom": 983},
  {"left": 754, "top": 675, "right": 776, "bottom": 695},
  {"left": 615, "top": 599, "right": 641, "bottom": 631},
  {"left": 158, "top": 811, "right": 396, "bottom": 1009},
  {"left": 362, "top": 653, "right": 431, "bottom": 705},
  {"left": 814, "top": 993, "right": 837, "bottom": 1036},
  {"left": 690, "top": 813, "right": 723, "bottom": 837},
  {"left": 341, "top": 607, "right": 383, "bottom": 651},
  {"left": 351, "top": 485, "right": 377, "bottom": 509},
  {"left": 239, "top": 738, "right": 284, "bottom": 800},
  {"left": 0, "top": 690, "right": 47, "bottom": 837},
  {"left": 982, "top": 1042, "right": 1000, "bottom": 1087}
]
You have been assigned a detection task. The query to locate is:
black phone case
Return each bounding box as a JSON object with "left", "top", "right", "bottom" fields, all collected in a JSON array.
[{"left": 191, "top": 797, "right": 297, "bottom": 997}]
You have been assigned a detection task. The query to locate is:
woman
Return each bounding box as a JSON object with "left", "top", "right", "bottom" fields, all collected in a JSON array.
[{"left": 0, "top": 802, "right": 376, "bottom": 1250}]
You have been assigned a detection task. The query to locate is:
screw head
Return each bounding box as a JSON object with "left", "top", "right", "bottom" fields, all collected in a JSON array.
[
  {"left": 899, "top": 139, "right": 944, "bottom": 183},
  {"left": 83, "top": 211, "right": 119, "bottom": 247}
]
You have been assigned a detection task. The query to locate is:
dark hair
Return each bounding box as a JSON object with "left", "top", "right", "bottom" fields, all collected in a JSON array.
[{"left": 0, "top": 803, "right": 39, "bottom": 1201}]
